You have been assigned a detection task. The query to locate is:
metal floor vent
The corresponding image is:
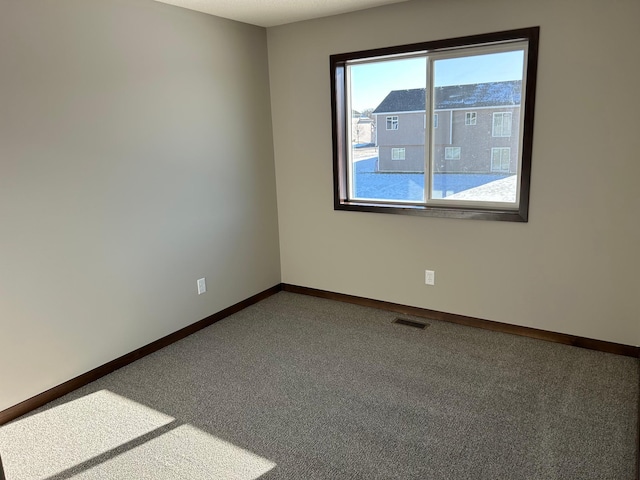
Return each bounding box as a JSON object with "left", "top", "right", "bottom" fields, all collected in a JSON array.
[{"left": 393, "top": 318, "right": 429, "bottom": 329}]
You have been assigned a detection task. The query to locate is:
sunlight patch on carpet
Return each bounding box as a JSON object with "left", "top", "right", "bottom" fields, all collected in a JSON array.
[
  {"left": 0, "top": 390, "right": 174, "bottom": 479},
  {"left": 74, "top": 424, "right": 276, "bottom": 479},
  {"left": 0, "top": 390, "right": 275, "bottom": 479}
]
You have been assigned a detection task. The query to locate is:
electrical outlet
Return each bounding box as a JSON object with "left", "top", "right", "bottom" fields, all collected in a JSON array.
[
  {"left": 425, "top": 270, "right": 435, "bottom": 286},
  {"left": 197, "top": 278, "right": 206, "bottom": 295}
]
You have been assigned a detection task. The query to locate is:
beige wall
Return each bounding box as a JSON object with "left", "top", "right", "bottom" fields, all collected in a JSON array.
[
  {"left": 0, "top": 0, "right": 280, "bottom": 411},
  {"left": 268, "top": 0, "right": 640, "bottom": 346}
]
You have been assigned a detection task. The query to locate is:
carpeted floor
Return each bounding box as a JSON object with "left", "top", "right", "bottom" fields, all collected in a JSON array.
[{"left": 1, "top": 292, "right": 638, "bottom": 479}]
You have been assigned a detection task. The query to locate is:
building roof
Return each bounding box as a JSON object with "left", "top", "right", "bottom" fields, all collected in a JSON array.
[{"left": 372, "top": 80, "right": 522, "bottom": 113}]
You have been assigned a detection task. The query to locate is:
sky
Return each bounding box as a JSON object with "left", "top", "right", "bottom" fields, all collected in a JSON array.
[{"left": 350, "top": 50, "right": 525, "bottom": 112}]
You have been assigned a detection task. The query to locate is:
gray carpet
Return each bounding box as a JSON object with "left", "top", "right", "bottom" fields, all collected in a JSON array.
[{"left": 1, "top": 292, "right": 638, "bottom": 479}]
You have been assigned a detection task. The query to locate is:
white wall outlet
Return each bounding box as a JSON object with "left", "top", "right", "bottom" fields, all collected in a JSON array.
[
  {"left": 197, "top": 277, "right": 207, "bottom": 295},
  {"left": 425, "top": 270, "right": 435, "bottom": 286}
]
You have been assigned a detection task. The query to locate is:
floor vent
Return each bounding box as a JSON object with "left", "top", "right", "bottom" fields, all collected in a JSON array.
[{"left": 393, "top": 318, "right": 429, "bottom": 329}]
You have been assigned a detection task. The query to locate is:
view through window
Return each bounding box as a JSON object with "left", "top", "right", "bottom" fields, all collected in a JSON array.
[{"left": 332, "top": 28, "right": 539, "bottom": 221}]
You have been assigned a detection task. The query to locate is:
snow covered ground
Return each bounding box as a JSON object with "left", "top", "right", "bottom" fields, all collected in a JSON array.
[{"left": 351, "top": 157, "right": 516, "bottom": 203}]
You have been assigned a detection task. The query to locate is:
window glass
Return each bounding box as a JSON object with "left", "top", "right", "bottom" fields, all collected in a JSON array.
[
  {"left": 430, "top": 51, "right": 523, "bottom": 202},
  {"left": 332, "top": 27, "right": 538, "bottom": 221},
  {"left": 465, "top": 112, "right": 477, "bottom": 125},
  {"left": 444, "top": 147, "right": 461, "bottom": 160},
  {"left": 392, "top": 148, "right": 406, "bottom": 160}
]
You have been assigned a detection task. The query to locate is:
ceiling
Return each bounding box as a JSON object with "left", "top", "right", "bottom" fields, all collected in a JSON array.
[{"left": 153, "top": 0, "right": 409, "bottom": 28}]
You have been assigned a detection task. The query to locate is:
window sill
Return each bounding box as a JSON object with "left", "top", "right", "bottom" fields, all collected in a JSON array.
[{"left": 334, "top": 200, "right": 528, "bottom": 222}]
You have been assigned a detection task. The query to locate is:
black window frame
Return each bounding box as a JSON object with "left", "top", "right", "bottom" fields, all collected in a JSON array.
[{"left": 330, "top": 27, "right": 539, "bottom": 222}]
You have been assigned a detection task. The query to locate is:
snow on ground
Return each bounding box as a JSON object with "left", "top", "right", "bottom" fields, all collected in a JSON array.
[
  {"left": 351, "top": 156, "right": 517, "bottom": 203},
  {"left": 445, "top": 175, "right": 517, "bottom": 203}
]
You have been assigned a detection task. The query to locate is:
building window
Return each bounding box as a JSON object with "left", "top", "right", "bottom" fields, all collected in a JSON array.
[
  {"left": 331, "top": 27, "right": 539, "bottom": 222},
  {"left": 391, "top": 148, "right": 406, "bottom": 160},
  {"left": 492, "top": 112, "right": 512, "bottom": 137},
  {"left": 465, "top": 112, "right": 477, "bottom": 125},
  {"left": 491, "top": 147, "right": 511, "bottom": 172},
  {"left": 445, "top": 147, "right": 461, "bottom": 160}
]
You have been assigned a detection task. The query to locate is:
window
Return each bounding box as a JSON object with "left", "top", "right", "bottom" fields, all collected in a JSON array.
[
  {"left": 331, "top": 27, "right": 539, "bottom": 221},
  {"left": 445, "top": 147, "right": 461, "bottom": 160},
  {"left": 391, "top": 148, "right": 406, "bottom": 160},
  {"left": 465, "top": 112, "right": 477, "bottom": 125},
  {"left": 491, "top": 147, "right": 511, "bottom": 172},
  {"left": 426, "top": 115, "right": 439, "bottom": 129},
  {"left": 493, "top": 112, "right": 512, "bottom": 137}
]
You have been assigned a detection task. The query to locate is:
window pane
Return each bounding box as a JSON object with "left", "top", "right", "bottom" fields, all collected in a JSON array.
[
  {"left": 465, "top": 112, "right": 477, "bottom": 125},
  {"left": 391, "top": 147, "right": 406, "bottom": 160},
  {"left": 445, "top": 147, "right": 461, "bottom": 160},
  {"left": 493, "top": 113, "right": 503, "bottom": 136},
  {"left": 430, "top": 50, "right": 523, "bottom": 203},
  {"left": 348, "top": 56, "right": 426, "bottom": 202},
  {"left": 491, "top": 147, "right": 511, "bottom": 172},
  {"left": 503, "top": 113, "right": 512, "bottom": 136},
  {"left": 332, "top": 28, "right": 537, "bottom": 220}
]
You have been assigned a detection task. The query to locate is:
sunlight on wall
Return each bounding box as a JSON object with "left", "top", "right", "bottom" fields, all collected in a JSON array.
[{"left": 0, "top": 390, "right": 275, "bottom": 479}]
